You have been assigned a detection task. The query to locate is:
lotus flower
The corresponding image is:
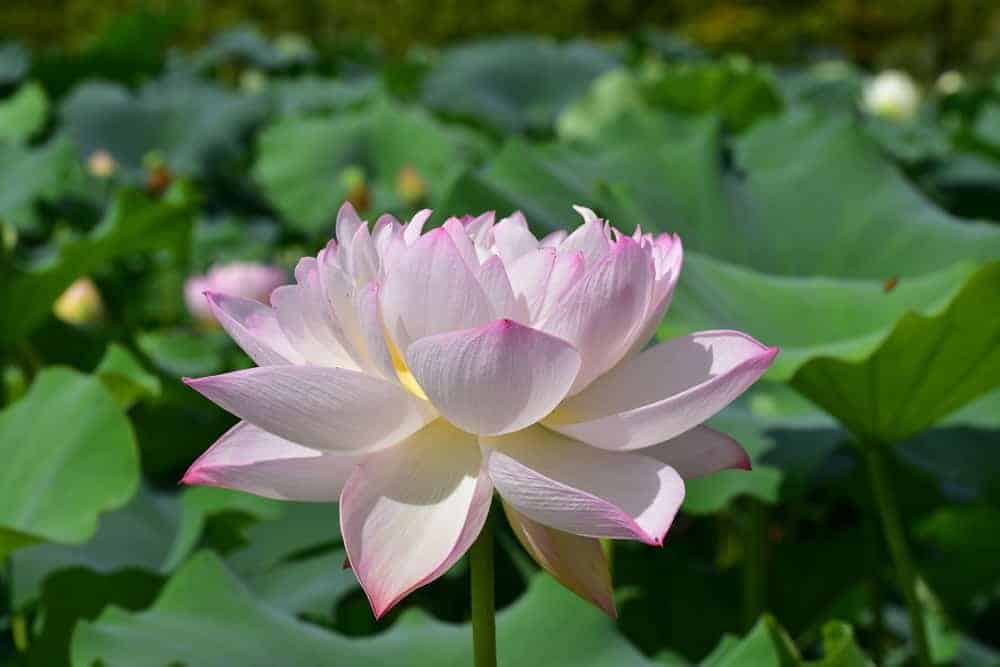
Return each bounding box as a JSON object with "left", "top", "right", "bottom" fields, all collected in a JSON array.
[
  {"left": 184, "top": 262, "right": 286, "bottom": 324},
  {"left": 863, "top": 69, "right": 920, "bottom": 121},
  {"left": 182, "top": 203, "right": 777, "bottom": 617}
]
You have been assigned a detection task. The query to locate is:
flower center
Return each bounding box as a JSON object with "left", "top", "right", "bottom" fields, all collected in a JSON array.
[{"left": 388, "top": 337, "right": 428, "bottom": 400}]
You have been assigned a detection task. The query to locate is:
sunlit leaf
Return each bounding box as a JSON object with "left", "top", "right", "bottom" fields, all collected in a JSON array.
[{"left": 0, "top": 368, "right": 139, "bottom": 558}]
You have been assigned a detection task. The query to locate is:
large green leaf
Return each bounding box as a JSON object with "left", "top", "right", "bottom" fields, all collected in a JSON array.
[
  {"left": 438, "top": 108, "right": 1000, "bottom": 441},
  {"left": 0, "top": 185, "right": 196, "bottom": 346},
  {"left": 790, "top": 262, "right": 1000, "bottom": 443},
  {"left": 253, "top": 100, "right": 486, "bottom": 233},
  {"left": 422, "top": 36, "right": 617, "bottom": 135},
  {"left": 0, "top": 135, "right": 83, "bottom": 231},
  {"left": 60, "top": 75, "right": 267, "bottom": 179},
  {"left": 696, "top": 615, "right": 870, "bottom": 666},
  {"left": 0, "top": 368, "right": 139, "bottom": 559},
  {"left": 10, "top": 487, "right": 177, "bottom": 608},
  {"left": 0, "top": 81, "right": 48, "bottom": 143},
  {"left": 72, "top": 551, "right": 659, "bottom": 667},
  {"left": 446, "top": 110, "right": 1000, "bottom": 278}
]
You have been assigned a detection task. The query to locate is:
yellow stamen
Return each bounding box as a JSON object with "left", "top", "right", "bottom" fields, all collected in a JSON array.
[{"left": 388, "top": 335, "right": 428, "bottom": 400}]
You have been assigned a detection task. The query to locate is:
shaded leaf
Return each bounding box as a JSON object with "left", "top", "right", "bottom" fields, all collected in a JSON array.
[
  {"left": 0, "top": 185, "right": 196, "bottom": 346},
  {"left": 422, "top": 36, "right": 617, "bottom": 134},
  {"left": 72, "top": 551, "right": 658, "bottom": 666}
]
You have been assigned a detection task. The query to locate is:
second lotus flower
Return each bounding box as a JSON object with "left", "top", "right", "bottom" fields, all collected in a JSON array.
[{"left": 183, "top": 203, "right": 777, "bottom": 617}]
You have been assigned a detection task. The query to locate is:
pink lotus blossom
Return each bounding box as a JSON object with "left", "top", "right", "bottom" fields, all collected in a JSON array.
[
  {"left": 182, "top": 203, "right": 777, "bottom": 618},
  {"left": 184, "top": 262, "right": 286, "bottom": 323}
]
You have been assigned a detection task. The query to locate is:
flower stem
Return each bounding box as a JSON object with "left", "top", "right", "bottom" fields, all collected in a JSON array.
[
  {"left": 470, "top": 515, "right": 497, "bottom": 667},
  {"left": 862, "top": 440, "right": 931, "bottom": 667}
]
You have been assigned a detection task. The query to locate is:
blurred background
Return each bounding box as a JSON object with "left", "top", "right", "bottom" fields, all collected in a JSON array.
[{"left": 2, "top": 2, "right": 1000, "bottom": 667}]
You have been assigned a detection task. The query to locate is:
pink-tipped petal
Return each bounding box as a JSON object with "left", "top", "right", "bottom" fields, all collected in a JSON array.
[
  {"left": 381, "top": 229, "right": 495, "bottom": 351},
  {"left": 182, "top": 421, "right": 364, "bottom": 500},
  {"left": 643, "top": 426, "right": 751, "bottom": 479},
  {"left": 539, "top": 238, "right": 654, "bottom": 392},
  {"left": 205, "top": 292, "right": 302, "bottom": 366},
  {"left": 546, "top": 331, "right": 778, "bottom": 451},
  {"left": 406, "top": 319, "right": 581, "bottom": 435},
  {"left": 503, "top": 503, "right": 616, "bottom": 617},
  {"left": 482, "top": 425, "right": 685, "bottom": 545},
  {"left": 184, "top": 365, "right": 436, "bottom": 453},
  {"left": 340, "top": 420, "right": 492, "bottom": 618}
]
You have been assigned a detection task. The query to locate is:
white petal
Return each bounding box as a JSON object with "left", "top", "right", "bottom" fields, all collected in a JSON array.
[
  {"left": 341, "top": 420, "right": 492, "bottom": 618},
  {"left": 503, "top": 503, "right": 615, "bottom": 617},
  {"left": 182, "top": 421, "right": 363, "bottom": 500},
  {"left": 492, "top": 212, "right": 538, "bottom": 264},
  {"left": 406, "top": 319, "right": 581, "bottom": 435},
  {"left": 643, "top": 426, "right": 751, "bottom": 479},
  {"left": 205, "top": 292, "right": 302, "bottom": 366},
  {"left": 381, "top": 228, "right": 494, "bottom": 351},
  {"left": 355, "top": 281, "right": 398, "bottom": 382},
  {"left": 546, "top": 331, "right": 778, "bottom": 450},
  {"left": 403, "top": 209, "right": 432, "bottom": 245},
  {"left": 483, "top": 426, "right": 685, "bottom": 544},
  {"left": 539, "top": 237, "right": 654, "bottom": 392},
  {"left": 185, "top": 365, "right": 437, "bottom": 453},
  {"left": 477, "top": 255, "right": 529, "bottom": 323}
]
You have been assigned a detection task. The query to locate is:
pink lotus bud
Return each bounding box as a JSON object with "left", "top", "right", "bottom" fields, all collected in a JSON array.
[{"left": 185, "top": 262, "right": 286, "bottom": 325}]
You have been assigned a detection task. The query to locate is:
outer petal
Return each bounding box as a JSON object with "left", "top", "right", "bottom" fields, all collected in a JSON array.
[
  {"left": 503, "top": 503, "right": 616, "bottom": 617},
  {"left": 483, "top": 426, "right": 684, "bottom": 545},
  {"left": 184, "top": 366, "right": 437, "bottom": 453},
  {"left": 539, "top": 237, "right": 653, "bottom": 392},
  {"left": 182, "top": 421, "right": 363, "bottom": 500},
  {"left": 406, "top": 319, "right": 581, "bottom": 435},
  {"left": 642, "top": 426, "right": 751, "bottom": 479},
  {"left": 381, "top": 229, "right": 494, "bottom": 351},
  {"left": 205, "top": 292, "right": 302, "bottom": 366},
  {"left": 546, "top": 331, "right": 778, "bottom": 451},
  {"left": 341, "top": 420, "right": 493, "bottom": 618}
]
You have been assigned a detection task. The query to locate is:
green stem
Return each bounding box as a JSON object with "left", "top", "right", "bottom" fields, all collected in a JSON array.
[
  {"left": 742, "top": 499, "right": 768, "bottom": 630},
  {"left": 862, "top": 440, "right": 931, "bottom": 667},
  {"left": 470, "top": 515, "right": 497, "bottom": 667}
]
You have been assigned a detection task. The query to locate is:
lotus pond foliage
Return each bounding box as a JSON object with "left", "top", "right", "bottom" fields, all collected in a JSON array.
[{"left": 1, "top": 21, "right": 1000, "bottom": 667}]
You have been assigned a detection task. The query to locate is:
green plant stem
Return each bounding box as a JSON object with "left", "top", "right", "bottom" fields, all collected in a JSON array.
[
  {"left": 742, "top": 499, "right": 768, "bottom": 630},
  {"left": 470, "top": 515, "right": 497, "bottom": 667},
  {"left": 862, "top": 440, "right": 931, "bottom": 667}
]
